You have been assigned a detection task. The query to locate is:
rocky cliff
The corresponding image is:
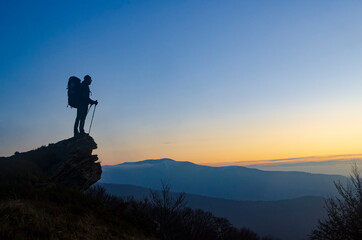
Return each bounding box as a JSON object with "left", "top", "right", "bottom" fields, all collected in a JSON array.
[{"left": 0, "top": 135, "right": 101, "bottom": 191}]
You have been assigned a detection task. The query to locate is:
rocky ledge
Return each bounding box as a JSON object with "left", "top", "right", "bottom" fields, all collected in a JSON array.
[{"left": 0, "top": 135, "right": 101, "bottom": 191}]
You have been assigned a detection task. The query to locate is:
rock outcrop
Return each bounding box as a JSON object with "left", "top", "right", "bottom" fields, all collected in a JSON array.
[{"left": 0, "top": 135, "right": 101, "bottom": 191}]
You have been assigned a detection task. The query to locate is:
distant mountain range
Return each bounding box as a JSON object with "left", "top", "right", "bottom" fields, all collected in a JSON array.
[
  {"left": 99, "top": 182, "right": 326, "bottom": 240},
  {"left": 101, "top": 158, "right": 346, "bottom": 201}
]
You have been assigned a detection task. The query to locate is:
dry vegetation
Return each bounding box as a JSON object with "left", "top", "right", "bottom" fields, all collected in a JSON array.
[
  {"left": 0, "top": 180, "right": 155, "bottom": 240},
  {"left": 0, "top": 174, "right": 279, "bottom": 240}
]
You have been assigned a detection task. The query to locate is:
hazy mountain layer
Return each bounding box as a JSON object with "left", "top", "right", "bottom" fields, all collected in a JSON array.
[
  {"left": 101, "top": 158, "right": 346, "bottom": 201},
  {"left": 100, "top": 183, "right": 326, "bottom": 240}
]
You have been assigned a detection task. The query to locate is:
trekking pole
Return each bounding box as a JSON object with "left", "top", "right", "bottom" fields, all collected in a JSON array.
[
  {"left": 87, "top": 104, "right": 92, "bottom": 114},
  {"left": 88, "top": 104, "right": 97, "bottom": 134}
]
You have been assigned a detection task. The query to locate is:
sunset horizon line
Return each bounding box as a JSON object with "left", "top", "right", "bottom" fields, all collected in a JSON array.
[{"left": 103, "top": 153, "right": 362, "bottom": 167}]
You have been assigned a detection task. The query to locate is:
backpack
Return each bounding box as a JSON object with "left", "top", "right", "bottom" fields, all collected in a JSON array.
[{"left": 67, "top": 76, "right": 81, "bottom": 108}]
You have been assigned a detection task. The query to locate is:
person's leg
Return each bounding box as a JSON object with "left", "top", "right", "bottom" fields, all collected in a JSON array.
[
  {"left": 79, "top": 105, "right": 88, "bottom": 134},
  {"left": 74, "top": 108, "right": 81, "bottom": 136}
]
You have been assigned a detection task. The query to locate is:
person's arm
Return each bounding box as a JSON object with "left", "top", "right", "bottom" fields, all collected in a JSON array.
[
  {"left": 88, "top": 98, "right": 98, "bottom": 105},
  {"left": 87, "top": 86, "right": 98, "bottom": 105}
]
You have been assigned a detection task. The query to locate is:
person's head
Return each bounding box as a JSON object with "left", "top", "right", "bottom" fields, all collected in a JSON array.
[{"left": 84, "top": 75, "right": 92, "bottom": 85}]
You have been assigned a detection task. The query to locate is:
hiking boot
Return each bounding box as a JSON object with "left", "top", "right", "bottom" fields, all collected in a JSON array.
[{"left": 79, "top": 130, "right": 88, "bottom": 135}]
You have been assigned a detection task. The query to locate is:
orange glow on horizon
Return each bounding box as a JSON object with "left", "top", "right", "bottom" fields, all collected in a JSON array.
[{"left": 97, "top": 100, "right": 362, "bottom": 166}]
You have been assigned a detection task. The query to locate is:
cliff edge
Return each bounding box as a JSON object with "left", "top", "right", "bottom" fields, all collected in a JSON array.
[{"left": 0, "top": 135, "right": 101, "bottom": 191}]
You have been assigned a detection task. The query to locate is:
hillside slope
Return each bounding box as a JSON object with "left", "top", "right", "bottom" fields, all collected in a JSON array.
[
  {"left": 0, "top": 182, "right": 155, "bottom": 240},
  {"left": 0, "top": 136, "right": 155, "bottom": 240}
]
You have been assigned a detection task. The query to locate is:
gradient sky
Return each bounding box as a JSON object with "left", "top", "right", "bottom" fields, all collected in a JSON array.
[{"left": 1, "top": 0, "right": 362, "bottom": 169}]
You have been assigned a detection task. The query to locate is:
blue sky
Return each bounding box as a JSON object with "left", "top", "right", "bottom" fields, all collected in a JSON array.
[{"left": 1, "top": 1, "right": 362, "bottom": 171}]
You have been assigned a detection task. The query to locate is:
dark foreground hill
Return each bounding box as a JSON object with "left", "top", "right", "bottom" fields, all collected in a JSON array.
[
  {"left": 0, "top": 183, "right": 156, "bottom": 240},
  {"left": 100, "top": 183, "right": 326, "bottom": 240},
  {"left": 0, "top": 136, "right": 155, "bottom": 240},
  {"left": 0, "top": 137, "right": 273, "bottom": 240},
  {"left": 101, "top": 158, "right": 346, "bottom": 201}
]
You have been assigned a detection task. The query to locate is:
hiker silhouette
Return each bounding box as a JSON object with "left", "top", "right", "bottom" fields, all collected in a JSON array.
[{"left": 73, "top": 75, "right": 98, "bottom": 136}]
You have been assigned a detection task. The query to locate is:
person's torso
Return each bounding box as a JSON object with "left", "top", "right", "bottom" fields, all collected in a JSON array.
[{"left": 79, "top": 83, "right": 90, "bottom": 105}]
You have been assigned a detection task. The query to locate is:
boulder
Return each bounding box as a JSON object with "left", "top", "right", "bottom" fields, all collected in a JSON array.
[{"left": 0, "top": 135, "right": 101, "bottom": 191}]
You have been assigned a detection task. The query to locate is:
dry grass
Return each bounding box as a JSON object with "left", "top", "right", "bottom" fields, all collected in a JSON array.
[{"left": 0, "top": 182, "right": 155, "bottom": 240}]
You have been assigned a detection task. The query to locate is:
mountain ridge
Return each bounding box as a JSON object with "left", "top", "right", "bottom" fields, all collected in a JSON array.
[
  {"left": 101, "top": 158, "right": 347, "bottom": 201},
  {"left": 105, "top": 158, "right": 346, "bottom": 176}
]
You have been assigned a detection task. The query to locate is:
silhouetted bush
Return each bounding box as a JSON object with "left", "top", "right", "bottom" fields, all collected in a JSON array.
[
  {"left": 85, "top": 184, "right": 122, "bottom": 207},
  {"left": 86, "top": 185, "right": 156, "bottom": 236},
  {"left": 310, "top": 163, "right": 362, "bottom": 240},
  {"left": 143, "top": 183, "right": 278, "bottom": 240}
]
